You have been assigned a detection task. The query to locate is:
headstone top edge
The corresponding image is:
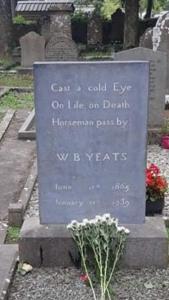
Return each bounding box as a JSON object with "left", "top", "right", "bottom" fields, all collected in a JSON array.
[
  {"left": 117, "top": 46, "right": 166, "bottom": 55},
  {"left": 33, "top": 61, "right": 150, "bottom": 66}
]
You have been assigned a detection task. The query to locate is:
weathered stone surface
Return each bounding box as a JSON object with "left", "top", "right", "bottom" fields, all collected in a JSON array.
[
  {"left": 140, "top": 28, "right": 153, "bottom": 49},
  {"left": 34, "top": 61, "right": 149, "bottom": 224},
  {"left": 19, "top": 217, "right": 168, "bottom": 268},
  {"left": 45, "top": 13, "right": 78, "bottom": 60},
  {"left": 115, "top": 47, "right": 166, "bottom": 128},
  {"left": 20, "top": 32, "right": 45, "bottom": 67},
  {"left": 46, "top": 34, "right": 78, "bottom": 61},
  {"left": 87, "top": 15, "right": 102, "bottom": 46},
  {"left": 121, "top": 217, "right": 168, "bottom": 268},
  {"left": 140, "top": 13, "right": 169, "bottom": 93},
  {"left": 0, "top": 245, "right": 18, "bottom": 298}
]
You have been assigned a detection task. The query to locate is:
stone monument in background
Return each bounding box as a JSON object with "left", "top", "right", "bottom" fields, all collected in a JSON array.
[
  {"left": 115, "top": 47, "right": 166, "bottom": 129},
  {"left": 140, "top": 12, "right": 169, "bottom": 93},
  {"left": 20, "top": 32, "right": 45, "bottom": 67},
  {"left": 45, "top": 3, "right": 78, "bottom": 60}
]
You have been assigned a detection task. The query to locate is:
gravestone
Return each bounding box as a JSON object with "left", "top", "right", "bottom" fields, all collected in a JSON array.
[
  {"left": 140, "top": 13, "right": 169, "bottom": 93},
  {"left": 45, "top": 4, "right": 78, "bottom": 61},
  {"left": 87, "top": 15, "right": 102, "bottom": 46},
  {"left": 20, "top": 32, "right": 45, "bottom": 67},
  {"left": 34, "top": 61, "right": 149, "bottom": 225},
  {"left": 115, "top": 47, "right": 166, "bottom": 128}
]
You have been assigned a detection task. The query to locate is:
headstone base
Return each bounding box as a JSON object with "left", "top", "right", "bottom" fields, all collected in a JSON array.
[{"left": 19, "top": 216, "right": 168, "bottom": 268}]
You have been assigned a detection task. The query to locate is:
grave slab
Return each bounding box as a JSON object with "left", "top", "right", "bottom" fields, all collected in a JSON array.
[{"left": 19, "top": 216, "right": 168, "bottom": 268}]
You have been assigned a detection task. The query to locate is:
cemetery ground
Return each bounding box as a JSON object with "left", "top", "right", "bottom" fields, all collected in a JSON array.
[{"left": 0, "top": 73, "right": 169, "bottom": 299}]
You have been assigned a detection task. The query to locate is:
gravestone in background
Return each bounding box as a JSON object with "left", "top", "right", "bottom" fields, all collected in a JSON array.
[
  {"left": 140, "top": 13, "right": 169, "bottom": 93},
  {"left": 115, "top": 47, "right": 166, "bottom": 128},
  {"left": 87, "top": 15, "right": 102, "bottom": 46},
  {"left": 20, "top": 32, "right": 45, "bottom": 67},
  {"left": 34, "top": 61, "right": 149, "bottom": 225}
]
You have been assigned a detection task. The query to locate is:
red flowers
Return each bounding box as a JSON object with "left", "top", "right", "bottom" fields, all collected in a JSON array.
[
  {"left": 80, "top": 274, "right": 89, "bottom": 283},
  {"left": 146, "top": 164, "right": 168, "bottom": 201}
]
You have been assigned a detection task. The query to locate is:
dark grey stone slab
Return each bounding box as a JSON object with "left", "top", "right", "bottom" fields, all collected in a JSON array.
[
  {"left": 115, "top": 47, "right": 166, "bottom": 128},
  {"left": 34, "top": 61, "right": 149, "bottom": 225},
  {"left": 19, "top": 217, "right": 168, "bottom": 268},
  {"left": 0, "top": 245, "right": 18, "bottom": 299}
]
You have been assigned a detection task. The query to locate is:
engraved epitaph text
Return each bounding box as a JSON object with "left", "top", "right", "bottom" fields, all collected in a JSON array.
[{"left": 34, "top": 62, "right": 149, "bottom": 224}]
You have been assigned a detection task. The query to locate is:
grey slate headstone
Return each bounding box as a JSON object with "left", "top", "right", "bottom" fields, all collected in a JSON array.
[
  {"left": 115, "top": 47, "right": 166, "bottom": 128},
  {"left": 20, "top": 32, "right": 45, "bottom": 67},
  {"left": 34, "top": 61, "right": 149, "bottom": 225}
]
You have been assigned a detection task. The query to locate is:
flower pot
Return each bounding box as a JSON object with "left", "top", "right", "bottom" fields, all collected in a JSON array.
[
  {"left": 146, "top": 198, "right": 164, "bottom": 216},
  {"left": 161, "top": 135, "right": 169, "bottom": 149}
]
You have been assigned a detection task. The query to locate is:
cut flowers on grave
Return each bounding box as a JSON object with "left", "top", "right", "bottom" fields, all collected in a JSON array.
[{"left": 67, "top": 214, "right": 129, "bottom": 300}]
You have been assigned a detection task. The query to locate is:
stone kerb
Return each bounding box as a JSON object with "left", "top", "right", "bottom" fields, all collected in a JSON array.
[{"left": 20, "top": 32, "right": 45, "bottom": 67}]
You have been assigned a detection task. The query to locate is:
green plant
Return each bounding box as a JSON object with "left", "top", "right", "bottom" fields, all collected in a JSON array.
[
  {"left": 0, "top": 91, "right": 34, "bottom": 109},
  {"left": 6, "top": 226, "right": 20, "bottom": 243},
  {"left": 71, "top": 12, "right": 88, "bottom": 23},
  {"left": 67, "top": 214, "right": 129, "bottom": 300},
  {"left": 0, "top": 74, "right": 33, "bottom": 87},
  {"left": 13, "top": 15, "right": 34, "bottom": 25},
  {"left": 161, "top": 120, "right": 169, "bottom": 135}
]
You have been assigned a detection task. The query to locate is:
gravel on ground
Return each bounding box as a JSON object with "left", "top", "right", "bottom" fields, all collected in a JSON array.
[{"left": 8, "top": 266, "right": 169, "bottom": 300}]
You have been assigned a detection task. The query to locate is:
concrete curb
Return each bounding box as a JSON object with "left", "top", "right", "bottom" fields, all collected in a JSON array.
[
  {"left": 0, "top": 245, "right": 18, "bottom": 300},
  {"left": 0, "top": 222, "right": 8, "bottom": 244},
  {"left": 18, "top": 109, "right": 35, "bottom": 140},
  {"left": 8, "top": 159, "right": 37, "bottom": 227},
  {"left": 0, "top": 110, "right": 15, "bottom": 142}
]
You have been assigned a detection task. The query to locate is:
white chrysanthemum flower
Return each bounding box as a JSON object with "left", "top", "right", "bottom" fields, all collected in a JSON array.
[
  {"left": 95, "top": 215, "right": 102, "bottom": 222},
  {"left": 82, "top": 218, "right": 89, "bottom": 226},
  {"left": 89, "top": 219, "right": 96, "bottom": 225},
  {"left": 107, "top": 219, "right": 115, "bottom": 225},
  {"left": 114, "top": 219, "right": 119, "bottom": 227},
  {"left": 67, "top": 224, "right": 72, "bottom": 230},
  {"left": 117, "top": 226, "right": 125, "bottom": 232},
  {"left": 70, "top": 220, "right": 78, "bottom": 226},
  {"left": 124, "top": 228, "right": 130, "bottom": 234},
  {"left": 103, "top": 213, "right": 111, "bottom": 219}
]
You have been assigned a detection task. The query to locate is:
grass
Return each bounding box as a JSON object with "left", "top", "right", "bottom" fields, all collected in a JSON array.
[
  {"left": 6, "top": 226, "right": 20, "bottom": 243},
  {"left": 0, "top": 73, "right": 33, "bottom": 87},
  {"left": 0, "top": 57, "right": 18, "bottom": 70},
  {"left": 80, "top": 48, "right": 112, "bottom": 60},
  {"left": 0, "top": 91, "right": 34, "bottom": 109}
]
